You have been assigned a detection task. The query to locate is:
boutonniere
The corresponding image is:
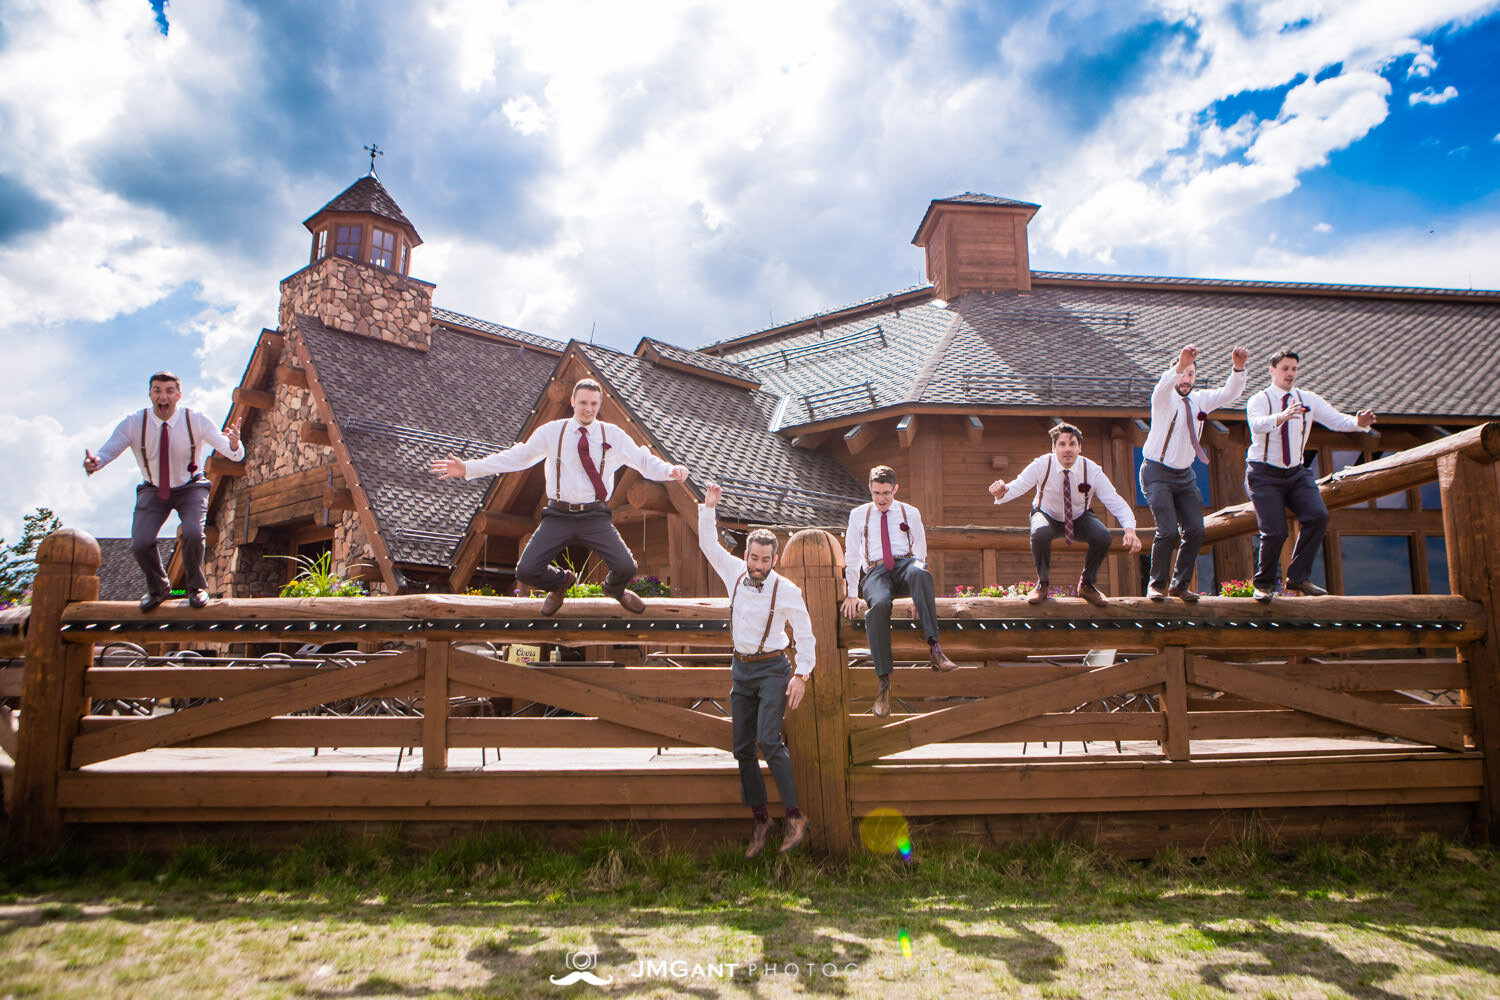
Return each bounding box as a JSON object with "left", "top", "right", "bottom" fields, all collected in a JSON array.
[
  {"left": 898, "top": 522, "right": 909, "bottom": 532},
  {"left": 601, "top": 441, "right": 612, "bottom": 451},
  {"left": 1078, "top": 482, "right": 1091, "bottom": 495},
  {"left": 1196, "top": 411, "right": 1208, "bottom": 421}
]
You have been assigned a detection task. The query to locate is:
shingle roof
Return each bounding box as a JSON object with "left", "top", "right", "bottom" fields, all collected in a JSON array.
[
  {"left": 296, "top": 316, "right": 559, "bottom": 566},
  {"left": 303, "top": 175, "right": 421, "bottom": 241},
  {"left": 635, "top": 337, "right": 759, "bottom": 387},
  {"left": 578, "top": 344, "right": 865, "bottom": 524},
  {"left": 715, "top": 276, "right": 1500, "bottom": 424},
  {"left": 433, "top": 307, "right": 568, "bottom": 353},
  {"left": 97, "top": 538, "right": 176, "bottom": 600},
  {"left": 932, "top": 193, "right": 1041, "bottom": 209}
]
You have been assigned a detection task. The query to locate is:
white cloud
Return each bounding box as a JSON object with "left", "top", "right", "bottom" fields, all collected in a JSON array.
[
  {"left": 1040, "top": 1, "right": 1494, "bottom": 262},
  {"left": 1409, "top": 85, "right": 1460, "bottom": 105},
  {"left": 501, "top": 95, "right": 550, "bottom": 136},
  {"left": 1235, "top": 214, "right": 1500, "bottom": 292},
  {"left": 0, "top": 413, "right": 123, "bottom": 543},
  {"left": 1407, "top": 44, "right": 1438, "bottom": 77}
]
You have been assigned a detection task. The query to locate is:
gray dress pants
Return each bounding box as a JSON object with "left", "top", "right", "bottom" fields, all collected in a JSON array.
[
  {"left": 730, "top": 652, "right": 798, "bottom": 811},
  {"left": 131, "top": 481, "right": 210, "bottom": 597}
]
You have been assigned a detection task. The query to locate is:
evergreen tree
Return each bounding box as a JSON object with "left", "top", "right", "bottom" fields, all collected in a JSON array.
[{"left": 0, "top": 507, "right": 63, "bottom": 605}]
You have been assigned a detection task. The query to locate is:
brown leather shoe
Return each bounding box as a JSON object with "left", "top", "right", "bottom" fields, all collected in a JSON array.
[
  {"left": 872, "top": 678, "right": 891, "bottom": 718},
  {"left": 745, "top": 819, "right": 774, "bottom": 859},
  {"left": 1146, "top": 585, "right": 1168, "bottom": 601},
  {"left": 1027, "top": 581, "right": 1049, "bottom": 605},
  {"left": 187, "top": 588, "right": 210, "bottom": 609},
  {"left": 613, "top": 587, "right": 646, "bottom": 614},
  {"left": 1285, "top": 579, "right": 1328, "bottom": 596},
  {"left": 1253, "top": 586, "right": 1274, "bottom": 603},
  {"left": 779, "top": 814, "right": 811, "bottom": 854},
  {"left": 540, "top": 570, "right": 575, "bottom": 616},
  {"left": 928, "top": 643, "right": 957, "bottom": 672},
  {"left": 1077, "top": 580, "right": 1109, "bottom": 608},
  {"left": 1168, "top": 585, "right": 1201, "bottom": 603}
]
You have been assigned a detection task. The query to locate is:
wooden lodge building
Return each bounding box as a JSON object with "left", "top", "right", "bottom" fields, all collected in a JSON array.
[{"left": 185, "top": 176, "right": 1500, "bottom": 602}]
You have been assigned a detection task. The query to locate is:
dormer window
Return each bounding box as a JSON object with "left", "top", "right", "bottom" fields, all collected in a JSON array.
[
  {"left": 315, "top": 229, "right": 329, "bottom": 260},
  {"left": 335, "top": 224, "right": 362, "bottom": 259},
  {"left": 371, "top": 228, "right": 396, "bottom": 269}
]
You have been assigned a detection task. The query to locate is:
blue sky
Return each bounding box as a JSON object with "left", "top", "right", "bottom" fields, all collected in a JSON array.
[{"left": 2, "top": 0, "right": 1498, "bottom": 543}]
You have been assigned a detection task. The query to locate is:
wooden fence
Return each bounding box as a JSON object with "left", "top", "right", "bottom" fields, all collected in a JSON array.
[{"left": 5, "top": 424, "right": 1500, "bottom": 859}]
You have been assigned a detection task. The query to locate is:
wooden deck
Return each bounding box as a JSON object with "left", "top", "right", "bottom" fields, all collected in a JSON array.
[{"left": 6, "top": 424, "right": 1500, "bottom": 857}]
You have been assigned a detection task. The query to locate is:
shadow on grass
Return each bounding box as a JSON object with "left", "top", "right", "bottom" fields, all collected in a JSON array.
[{"left": 3, "top": 828, "right": 1499, "bottom": 997}]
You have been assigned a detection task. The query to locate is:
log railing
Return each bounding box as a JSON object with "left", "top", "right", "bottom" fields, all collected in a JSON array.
[{"left": 5, "top": 422, "right": 1500, "bottom": 858}]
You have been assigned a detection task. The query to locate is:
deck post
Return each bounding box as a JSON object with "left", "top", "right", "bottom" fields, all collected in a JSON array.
[
  {"left": 778, "top": 528, "right": 854, "bottom": 856},
  {"left": 1438, "top": 452, "right": 1500, "bottom": 842},
  {"left": 7, "top": 529, "right": 100, "bottom": 857}
]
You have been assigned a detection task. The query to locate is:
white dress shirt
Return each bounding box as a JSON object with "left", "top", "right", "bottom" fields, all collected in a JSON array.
[
  {"left": 842, "top": 501, "right": 928, "bottom": 594},
  {"left": 94, "top": 407, "right": 244, "bottom": 488},
  {"left": 1142, "top": 363, "right": 1247, "bottom": 469},
  {"left": 994, "top": 454, "right": 1137, "bottom": 530},
  {"left": 463, "top": 417, "right": 676, "bottom": 502},
  {"left": 698, "top": 504, "right": 817, "bottom": 676},
  {"left": 1245, "top": 385, "right": 1365, "bottom": 467}
]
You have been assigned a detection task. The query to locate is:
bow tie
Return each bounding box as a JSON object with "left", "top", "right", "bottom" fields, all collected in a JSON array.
[{"left": 745, "top": 580, "right": 765, "bottom": 591}]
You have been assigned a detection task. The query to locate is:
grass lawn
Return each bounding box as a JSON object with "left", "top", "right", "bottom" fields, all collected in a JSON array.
[{"left": 3, "top": 829, "right": 1499, "bottom": 999}]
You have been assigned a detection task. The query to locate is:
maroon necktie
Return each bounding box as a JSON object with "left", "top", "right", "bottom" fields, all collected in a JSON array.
[
  {"left": 1062, "top": 468, "right": 1074, "bottom": 544},
  {"left": 880, "top": 509, "right": 895, "bottom": 571},
  {"left": 1183, "top": 396, "right": 1209, "bottom": 463},
  {"left": 1280, "top": 393, "right": 1292, "bottom": 466},
  {"left": 157, "top": 422, "right": 171, "bottom": 500},
  {"left": 577, "top": 426, "right": 607, "bottom": 502}
]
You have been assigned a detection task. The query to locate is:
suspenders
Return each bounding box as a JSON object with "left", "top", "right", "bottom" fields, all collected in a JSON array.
[
  {"left": 1259, "top": 388, "right": 1306, "bottom": 465},
  {"left": 553, "top": 421, "right": 608, "bottom": 500},
  {"left": 862, "top": 502, "right": 914, "bottom": 565},
  {"left": 138, "top": 408, "right": 197, "bottom": 486},
  {"left": 1031, "top": 457, "right": 1091, "bottom": 514},
  {"left": 730, "top": 573, "right": 780, "bottom": 655},
  {"left": 1158, "top": 400, "right": 1190, "bottom": 462}
]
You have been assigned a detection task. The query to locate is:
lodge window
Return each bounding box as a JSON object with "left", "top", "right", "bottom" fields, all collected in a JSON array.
[
  {"left": 315, "top": 229, "right": 328, "bottom": 260},
  {"left": 335, "top": 224, "right": 361, "bottom": 259},
  {"left": 1339, "top": 535, "right": 1414, "bottom": 595},
  {"left": 1425, "top": 536, "right": 1450, "bottom": 594},
  {"left": 400, "top": 243, "right": 409, "bottom": 275},
  {"left": 371, "top": 228, "right": 396, "bottom": 269}
]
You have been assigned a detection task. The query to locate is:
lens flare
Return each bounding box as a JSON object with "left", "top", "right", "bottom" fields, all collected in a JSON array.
[
  {"left": 898, "top": 927, "right": 913, "bottom": 958},
  {"left": 859, "top": 807, "right": 912, "bottom": 857}
]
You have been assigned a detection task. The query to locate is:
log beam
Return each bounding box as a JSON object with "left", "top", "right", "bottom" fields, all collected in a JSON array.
[
  {"left": 301, "top": 421, "right": 331, "bottom": 447},
  {"left": 322, "top": 486, "right": 356, "bottom": 512},
  {"left": 477, "top": 511, "right": 535, "bottom": 537},
  {"left": 626, "top": 479, "right": 676, "bottom": 514},
  {"left": 205, "top": 456, "right": 245, "bottom": 478},
  {"left": 897, "top": 414, "right": 917, "bottom": 449},
  {"left": 844, "top": 423, "right": 877, "bottom": 456},
  {"left": 275, "top": 365, "right": 309, "bottom": 389},
  {"left": 965, "top": 415, "right": 984, "bottom": 445},
  {"left": 232, "top": 387, "right": 273, "bottom": 410}
]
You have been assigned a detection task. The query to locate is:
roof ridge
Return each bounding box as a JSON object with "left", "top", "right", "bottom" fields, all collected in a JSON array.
[{"left": 1031, "top": 270, "right": 1500, "bottom": 300}]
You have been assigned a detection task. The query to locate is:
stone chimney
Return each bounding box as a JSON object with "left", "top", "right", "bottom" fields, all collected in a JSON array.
[
  {"left": 911, "top": 194, "right": 1040, "bottom": 299},
  {"left": 280, "top": 174, "right": 433, "bottom": 350}
]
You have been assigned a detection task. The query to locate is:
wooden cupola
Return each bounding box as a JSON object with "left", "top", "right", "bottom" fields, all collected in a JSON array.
[
  {"left": 911, "top": 193, "right": 1040, "bottom": 298},
  {"left": 303, "top": 173, "right": 423, "bottom": 276}
]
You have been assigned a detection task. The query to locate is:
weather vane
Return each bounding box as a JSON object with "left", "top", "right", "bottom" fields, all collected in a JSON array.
[{"left": 363, "top": 143, "right": 384, "bottom": 176}]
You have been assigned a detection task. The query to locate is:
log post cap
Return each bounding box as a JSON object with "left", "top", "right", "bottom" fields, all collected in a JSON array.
[
  {"left": 778, "top": 529, "right": 844, "bottom": 574},
  {"left": 35, "top": 528, "right": 101, "bottom": 573}
]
